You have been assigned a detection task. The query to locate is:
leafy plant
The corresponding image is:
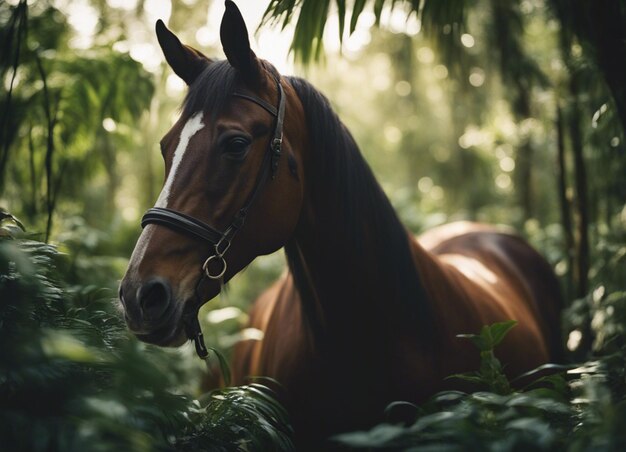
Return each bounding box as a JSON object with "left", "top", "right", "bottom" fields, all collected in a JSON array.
[
  {"left": 451, "top": 320, "right": 517, "bottom": 394},
  {"left": 178, "top": 383, "right": 294, "bottom": 451},
  {"left": 333, "top": 320, "right": 578, "bottom": 450},
  {"left": 0, "top": 213, "right": 294, "bottom": 451},
  {"left": 335, "top": 389, "right": 573, "bottom": 450}
]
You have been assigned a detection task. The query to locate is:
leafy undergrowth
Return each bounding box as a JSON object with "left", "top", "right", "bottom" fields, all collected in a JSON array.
[
  {"left": 334, "top": 322, "right": 626, "bottom": 451},
  {"left": 0, "top": 215, "right": 294, "bottom": 451},
  {"left": 177, "top": 384, "right": 294, "bottom": 451},
  {"left": 2, "top": 212, "right": 626, "bottom": 451}
]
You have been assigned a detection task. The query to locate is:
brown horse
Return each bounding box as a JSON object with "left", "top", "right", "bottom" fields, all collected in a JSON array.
[{"left": 119, "top": 1, "right": 562, "bottom": 447}]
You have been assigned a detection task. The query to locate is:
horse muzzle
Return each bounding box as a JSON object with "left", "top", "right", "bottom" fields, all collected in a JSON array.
[{"left": 119, "top": 277, "right": 187, "bottom": 346}]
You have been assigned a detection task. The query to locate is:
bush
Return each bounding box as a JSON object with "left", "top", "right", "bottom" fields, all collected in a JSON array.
[
  {"left": 0, "top": 214, "right": 294, "bottom": 451},
  {"left": 3, "top": 211, "right": 625, "bottom": 451},
  {"left": 334, "top": 321, "right": 626, "bottom": 450}
]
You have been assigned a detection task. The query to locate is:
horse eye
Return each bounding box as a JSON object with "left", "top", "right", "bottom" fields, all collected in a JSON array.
[{"left": 225, "top": 136, "right": 250, "bottom": 156}]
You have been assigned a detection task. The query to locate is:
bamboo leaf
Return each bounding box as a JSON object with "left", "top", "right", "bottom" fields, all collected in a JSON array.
[
  {"left": 350, "top": 0, "right": 367, "bottom": 35},
  {"left": 374, "top": 0, "right": 385, "bottom": 26},
  {"left": 336, "top": 0, "right": 346, "bottom": 43}
]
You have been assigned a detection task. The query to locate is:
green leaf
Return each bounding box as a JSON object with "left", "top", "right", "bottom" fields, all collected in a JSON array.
[
  {"left": 457, "top": 332, "right": 490, "bottom": 351},
  {"left": 333, "top": 423, "right": 406, "bottom": 448},
  {"left": 511, "top": 363, "right": 575, "bottom": 386},
  {"left": 384, "top": 401, "right": 422, "bottom": 424},
  {"left": 446, "top": 372, "right": 485, "bottom": 385},
  {"left": 431, "top": 390, "right": 467, "bottom": 404},
  {"left": 0, "top": 208, "right": 26, "bottom": 231},
  {"left": 336, "top": 0, "right": 346, "bottom": 43},
  {"left": 488, "top": 320, "right": 518, "bottom": 347},
  {"left": 350, "top": 0, "right": 367, "bottom": 35},
  {"left": 208, "top": 347, "right": 232, "bottom": 387},
  {"left": 374, "top": 0, "right": 385, "bottom": 25}
]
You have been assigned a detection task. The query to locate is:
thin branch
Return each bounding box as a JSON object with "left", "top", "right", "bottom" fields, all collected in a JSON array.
[
  {"left": 568, "top": 73, "right": 590, "bottom": 298},
  {"left": 555, "top": 102, "right": 574, "bottom": 299},
  {"left": 0, "top": 1, "right": 28, "bottom": 190},
  {"left": 34, "top": 51, "right": 57, "bottom": 242},
  {"left": 28, "top": 123, "right": 37, "bottom": 218}
]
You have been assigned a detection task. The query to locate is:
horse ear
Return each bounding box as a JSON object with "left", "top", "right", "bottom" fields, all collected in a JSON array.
[
  {"left": 156, "top": 19, "right": 210, "bottom": 85},
  {"left": 220, "top": 0, "right": 263, "bottom": 85}
]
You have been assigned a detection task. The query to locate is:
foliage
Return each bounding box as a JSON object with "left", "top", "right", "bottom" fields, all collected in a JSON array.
[
  {"left": 335, "top": 390, "right": 573, "bottom": 450},
  {"left": 451, "top": 320, "right": 517, "bottom": 394},
  {"left": 177, "top": 383, "right": 294, "bottom": 451},
  {"left": 264, "top": 0, "right": 626, "bottom": 300},
  {"left": 333, "top": 317, "right": 626, "bottom": 451},
  {"left": 4, "top": 209, "right": 625, "bottom": 450},
  {"left": 0, "top": 0, "right": 625, "bottom": 450},
  {"left": 0, "top": 215, "right": 293, "bottom": 452},
  {"left": 1, "top": 1, "right": 154, "bottom": 239},
  {"left": 261, "top": 0, "right": 469, "bottom": 65}
]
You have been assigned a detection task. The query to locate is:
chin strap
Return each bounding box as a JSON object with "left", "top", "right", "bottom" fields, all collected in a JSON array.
[
  {"left": 185, "top": 275, "right": 233, "bottom": 388},
  {"left": 182, "top": 272, "right": 213, "bottom": 360},
  {"left": 184, "top": 309, "right": 209, "bottom": 359}
]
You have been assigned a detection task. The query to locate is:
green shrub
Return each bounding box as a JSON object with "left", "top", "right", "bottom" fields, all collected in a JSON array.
[
  {"left": 0, "top": 214, "right": 294, "bottom": 451},
  {"left": 334, "top": 320, "right": 626, "bottom": 450}
]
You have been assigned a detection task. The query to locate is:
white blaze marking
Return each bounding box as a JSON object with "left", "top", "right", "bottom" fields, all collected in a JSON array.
[
  {"left": 155, "top": 111, "right": 204, "bottom": 208},
  {"left": 126, "top": 112, "right": 204, "bottom": 272}
]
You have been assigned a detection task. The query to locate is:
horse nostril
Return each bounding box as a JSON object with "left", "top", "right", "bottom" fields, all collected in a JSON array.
[{"left": 138, "top": 278, "right": 172, "bottom": 321}]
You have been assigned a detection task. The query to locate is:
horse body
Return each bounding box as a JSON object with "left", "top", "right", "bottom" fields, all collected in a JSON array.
[
  {"left": 119, "top": 2, "right": 562, "bottom": 447},
  {"left": 233, "top": 221, "right": 562, "bottom": 442}
]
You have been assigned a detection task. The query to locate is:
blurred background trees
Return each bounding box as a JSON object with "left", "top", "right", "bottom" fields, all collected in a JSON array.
[
  {"left": 262, "top": 0, "right": 626, "bottom": 301},
  {"left": 1, "top": 0, "right": 625, "bottom": 352},
  {"left": 2, "top": 0, "right": 624, "bottom": 301},
  {"left": 1, "top": 0, "right": 625, "bottom": 449}
]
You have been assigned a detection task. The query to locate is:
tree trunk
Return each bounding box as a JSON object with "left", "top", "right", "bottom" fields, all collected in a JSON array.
[
  {"left": 555, "top": 103, "right": 574, "bottom": 299},
  {"left": 516, "top": 139, "right": 533, "bottom": 221},
  {"left": 584, "top": 2, "right": 626, "bottom": 136},
  {"left": 552, "top": 0, "right": 626, "bottom": 136},
  {"left": 513, "top": 80, "right": 534, "bottom": 223},
  {"left": 569, "top": 74, "right": 590, "bottom": 298},
  {"left": 0, "top": 2, "right": 28, "bottom": 192}
]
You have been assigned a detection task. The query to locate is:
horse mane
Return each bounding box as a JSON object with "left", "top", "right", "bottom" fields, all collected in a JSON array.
[
  {"left": 285, "top": 76, "right": 432, "bottom": 337},
  {"left": 181, "top": 62, "right": 431, "bottom": 337}
]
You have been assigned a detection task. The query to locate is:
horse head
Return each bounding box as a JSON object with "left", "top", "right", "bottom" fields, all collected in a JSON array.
[{"left": 119, "top": 1, "right": 305, "bottom": 347}]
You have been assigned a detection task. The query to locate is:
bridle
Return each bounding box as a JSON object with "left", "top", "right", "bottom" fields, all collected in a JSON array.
[{"left": 139, "top": 78, "right": 286, "bottom": 358}]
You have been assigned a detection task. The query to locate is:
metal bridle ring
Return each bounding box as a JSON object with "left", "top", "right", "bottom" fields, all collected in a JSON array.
[{"left": 202, "top": 254, "right": 227, "bottom": 280}]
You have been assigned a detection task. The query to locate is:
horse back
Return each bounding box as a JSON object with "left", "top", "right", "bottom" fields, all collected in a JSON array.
[{"left": 415, "top": 221, "right": 563, "bottom": 367}]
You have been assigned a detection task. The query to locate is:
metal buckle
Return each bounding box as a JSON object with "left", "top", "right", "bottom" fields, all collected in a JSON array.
[
  {"left": 215, "top": 236, "right": 231, "bottom": 256},
  {"left": 271, "top": 136, "right": 282, "bottom": 179},
  {"left": 272, "top": 137, "right": 282, "bottom": 153}
]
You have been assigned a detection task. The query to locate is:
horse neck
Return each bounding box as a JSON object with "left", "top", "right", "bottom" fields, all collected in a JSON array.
[{"left": 284, "top": 81, "right": 431, "bottom": 342}]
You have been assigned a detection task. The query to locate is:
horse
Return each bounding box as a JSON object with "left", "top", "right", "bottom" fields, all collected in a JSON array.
[{"left": 119, "top": 1, "right": 563, "bottom": 447}]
